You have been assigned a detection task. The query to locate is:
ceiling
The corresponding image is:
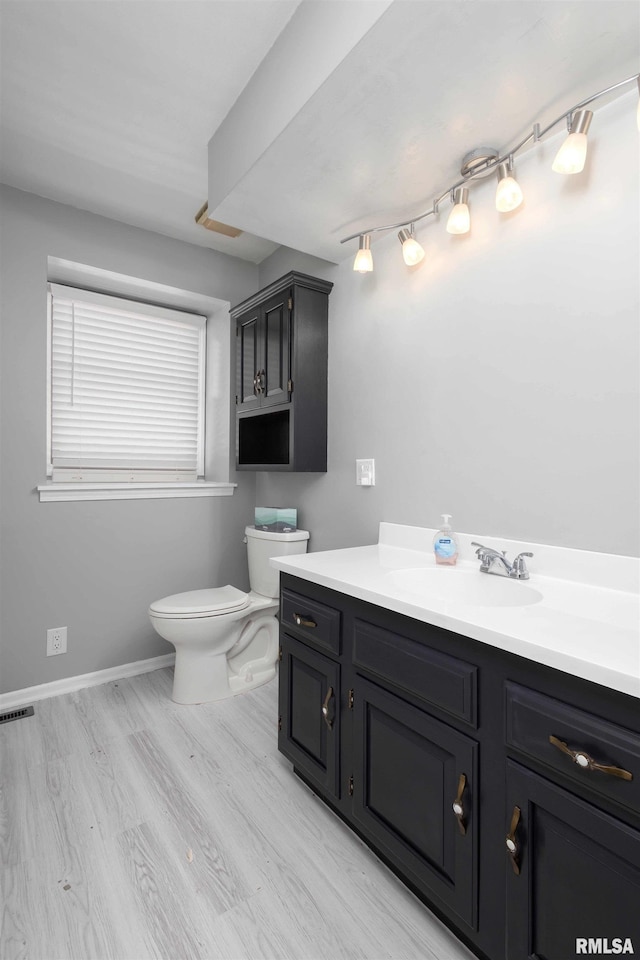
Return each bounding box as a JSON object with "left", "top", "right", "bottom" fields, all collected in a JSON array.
[{"left": 1, "top": 1, "right": 638, "bottom": 265}]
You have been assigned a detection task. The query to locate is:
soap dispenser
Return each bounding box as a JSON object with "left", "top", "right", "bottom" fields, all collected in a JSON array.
[{"left": 433, "top": 514, "right": 459, "bottom": 566}]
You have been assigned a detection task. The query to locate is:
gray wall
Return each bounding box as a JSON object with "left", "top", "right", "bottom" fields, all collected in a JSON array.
[
  {"left": 1, "top": 91, "right": 638, "bottom": 696},
  {"left": 0, "top": 185, "right": 258, "bottom": 693},
  {"left": 257, "top": 94, "right": 640, "bottom": 557}
]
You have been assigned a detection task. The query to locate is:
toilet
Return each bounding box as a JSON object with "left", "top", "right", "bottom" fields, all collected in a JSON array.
[{"left": 148, "top": 525, "right": 309, "bottom": 704}]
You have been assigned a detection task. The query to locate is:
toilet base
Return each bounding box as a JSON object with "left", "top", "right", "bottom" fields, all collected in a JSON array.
[{"left": 171, "top": 612, "right": 279, "bottom": 704}]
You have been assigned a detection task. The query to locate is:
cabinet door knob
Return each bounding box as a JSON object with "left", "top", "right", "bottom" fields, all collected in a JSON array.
[
  {"left": 293, "top": 613, "right": 317, "bottom": 628},
  {"left": 506, "top": 805, "right": 522, "bottom": 875},
  {"left": 549, "top": 735, "right": 633, "bottom": 781},
  {"left": 452, "top": 773, "right": 467, "bottom": 835},
  {"left": 322, "top": 686, "right": 334, "bottom": 730}
]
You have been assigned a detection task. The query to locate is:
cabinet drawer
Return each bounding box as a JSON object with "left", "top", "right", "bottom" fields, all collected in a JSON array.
[
  {"left": 506, "top": 682, "right": 640, "bottom": 816},
  {"left": 281, "top": 589, "right": 341, "bottom": 655},
  {"left": 353, "top": 619, "right": 477, "bottom": 726}
]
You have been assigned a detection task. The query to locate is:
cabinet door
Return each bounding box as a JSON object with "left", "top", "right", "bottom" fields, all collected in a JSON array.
[
  {"left": 261, "top": 292, "right": 291, "bottom": 408},
  {"left": 505, "top": 760, "right": 640, "bottom": 960},
  {"left": 236, "top": 309, "right": 261, "bottom": 410},
  {"left": 352, "top": 677, "right": 478, "bottom": 929},
  {"left": 278, "top": 633, "right": 340, "bottom": 799}
]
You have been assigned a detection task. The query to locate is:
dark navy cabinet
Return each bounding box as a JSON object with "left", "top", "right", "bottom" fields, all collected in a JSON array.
[
  {"left": 277, "top": 573, "right": 640, "bottom": 960},
  {"left": 232, "top": 272, "right": 332, "bottom": 471}
]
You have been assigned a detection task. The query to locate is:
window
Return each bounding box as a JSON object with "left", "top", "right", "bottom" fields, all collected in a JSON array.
[{"left": 47, "top": 284, "right": 206, "bottom": 482}]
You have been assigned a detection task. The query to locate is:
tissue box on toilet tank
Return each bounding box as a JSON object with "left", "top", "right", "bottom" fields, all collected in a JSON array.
[{"left": 254, "top": 507, "right": 297, "bottom": 532}]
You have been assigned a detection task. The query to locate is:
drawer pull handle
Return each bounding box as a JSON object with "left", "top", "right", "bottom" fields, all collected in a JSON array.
[
  {"left": 506, "top": 805, "right": 522, "bottom": 876},
  {"left": 322, "top": 686, "right": 334, "bottom": 730},
  {"left": 452, "top": 773, "right": 467, "bottom": 835},
  {"left": 293, "top": 613, "right": 317, "bottom": 628},
  {"left": 549, "top": 735, "right": 633, "bottom": 781}
]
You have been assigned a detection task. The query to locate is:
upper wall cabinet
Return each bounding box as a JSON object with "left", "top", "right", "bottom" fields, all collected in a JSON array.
[{"left": 232, "top": 272, "right": 333, "bottom": 472}]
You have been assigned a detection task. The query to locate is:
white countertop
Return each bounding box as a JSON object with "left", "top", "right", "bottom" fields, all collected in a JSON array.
[{"left": 271, "top": 523, "right": 640, "bottom": 699}]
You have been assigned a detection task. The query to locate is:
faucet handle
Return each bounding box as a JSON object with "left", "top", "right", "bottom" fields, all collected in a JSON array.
[
  {"left": 511, "top": 552, "right": 533, "bottom": 580},
  {"left": 471, "top": 542, "right": 506, "bottom": 559},
  {"left": 471, "top": 541, "right": 490, "bottom": 557}
]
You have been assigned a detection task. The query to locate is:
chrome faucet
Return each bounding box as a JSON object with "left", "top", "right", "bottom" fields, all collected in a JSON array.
[{"left": 471, "top": 543, "right": 533, "bottom": 580}]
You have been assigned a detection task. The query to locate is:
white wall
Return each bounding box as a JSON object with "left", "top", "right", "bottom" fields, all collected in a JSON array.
[
  {"left": 0, "top": 186, "right": 259, "bottom": 694},
  {"left": 257, "top": 93, "right": 639, "bottom": 556}
]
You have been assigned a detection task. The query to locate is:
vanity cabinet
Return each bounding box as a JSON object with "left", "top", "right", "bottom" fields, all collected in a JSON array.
[
  {"left": 277, "top": 573, "right": 640, "bottom": 960},
  {"left": 232, "top": 272, "right": 332, "bottom": 471}
]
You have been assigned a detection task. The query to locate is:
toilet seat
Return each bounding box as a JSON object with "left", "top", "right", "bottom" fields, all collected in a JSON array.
[{"left": 149, "top": 585, "right": 249, "bottom": 619}]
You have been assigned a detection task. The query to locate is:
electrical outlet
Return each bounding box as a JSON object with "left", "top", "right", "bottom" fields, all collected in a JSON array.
[
  {"left": 356, "top": 458, "right": 375, "bottom": 486},
  {"left": 46, "top": 626, "right": 67, "bottom": 656}
]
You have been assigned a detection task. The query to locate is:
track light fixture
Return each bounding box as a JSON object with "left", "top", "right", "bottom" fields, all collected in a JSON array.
[
  {"left": 353, "top": 234, "right": 373, "bottom": 273},
  {"left": 398, "top": 226, "right": 425, "bottom": 265},
  {"left": 552, "top": 109, "right": 593, "bottom": 174},
  {"left": 343, "top": 72, "right": 638, "bottom": 274},
  {"left": 446, "top": 187, "right": 470, "bottom": 235},
  {"left": 495, "top": 158, "right": 524, "bottom": 212}
]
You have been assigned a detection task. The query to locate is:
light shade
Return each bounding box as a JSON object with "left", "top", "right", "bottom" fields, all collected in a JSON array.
[
  {"left": 495, "top": 161, "right": 523, "bottom": 212},
  {"left": 552, "top": 109, "right": 593, "bottom": 174},
  {"left": 353, "top": 235, "right": 373, "bottom": 273},
  {"left": 446, "top": 187, "right": 470, "bottom": 235},
  {"left": 398, "top": 228, "right": 425, "bottom": 266}
]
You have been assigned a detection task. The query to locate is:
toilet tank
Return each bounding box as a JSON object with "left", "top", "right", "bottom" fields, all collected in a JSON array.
[{"left": 245, "top": 526, "right": 309, "bottom": 598}]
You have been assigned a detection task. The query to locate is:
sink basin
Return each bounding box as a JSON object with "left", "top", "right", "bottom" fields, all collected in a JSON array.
[{"left": 388, "top": 567, "right": 543, "bottom": 608}]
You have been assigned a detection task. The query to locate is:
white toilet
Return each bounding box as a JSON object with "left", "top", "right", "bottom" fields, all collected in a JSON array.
[{"left": 148, "top": 526, "right": 309, "bottom": 704}]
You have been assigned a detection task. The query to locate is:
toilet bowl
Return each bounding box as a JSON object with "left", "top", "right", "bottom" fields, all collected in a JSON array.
[{"left": 149, "top": 526, "right": 309, "bottom": 704}]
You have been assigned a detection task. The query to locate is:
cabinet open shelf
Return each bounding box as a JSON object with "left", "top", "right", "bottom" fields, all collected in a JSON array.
[{"left": 237, "top": 409, "right": 290, "bottom": 467}]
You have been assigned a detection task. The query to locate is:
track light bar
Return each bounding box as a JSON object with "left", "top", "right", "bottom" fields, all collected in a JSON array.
[{"left": 341, "top": 72, "right": 639, "bottom": 270}]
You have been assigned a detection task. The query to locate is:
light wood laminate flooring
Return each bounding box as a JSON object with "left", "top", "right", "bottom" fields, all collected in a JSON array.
[{"left": 1, "top": 668, "right": 474, "bottom": 960}]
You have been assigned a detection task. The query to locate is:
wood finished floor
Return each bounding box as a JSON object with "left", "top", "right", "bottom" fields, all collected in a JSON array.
[{"left": 0, "top": 668, "right": 474, "bottom": 960}]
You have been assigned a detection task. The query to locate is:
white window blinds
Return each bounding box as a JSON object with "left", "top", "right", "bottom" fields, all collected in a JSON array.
[{"left": 48, "top": 284, "right": 206, "bottom": 481}]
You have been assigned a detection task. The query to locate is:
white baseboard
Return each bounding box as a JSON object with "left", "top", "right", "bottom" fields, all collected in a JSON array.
[{"left": 0, "top": 653, "right": 176, "bottom": 711}]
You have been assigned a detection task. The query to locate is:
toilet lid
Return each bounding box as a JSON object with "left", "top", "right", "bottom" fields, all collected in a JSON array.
[{"left": 149, "top": 585, "right": 250, "bottom": 618}]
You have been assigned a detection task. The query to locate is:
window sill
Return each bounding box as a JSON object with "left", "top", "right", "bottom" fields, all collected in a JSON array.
[{"left": 37, "top": 481, "right": 237, "bottom": 503}]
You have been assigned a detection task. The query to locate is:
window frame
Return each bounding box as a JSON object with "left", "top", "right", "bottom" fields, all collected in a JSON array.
[{"left": 38, "top": 264, "right": 236, "bottom": 503}]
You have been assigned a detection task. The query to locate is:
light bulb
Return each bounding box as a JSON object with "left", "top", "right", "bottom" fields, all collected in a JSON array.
[
  {"left": 552, "top": 110, "right": 593, "bottom": 174},
  {"left": 398, "top": 228, "right": 425, "bottom": 266},
  {"left": 495, "top": 161, "right": 523, "bottom": 212},
  {"left": 353, "top": 235, "right": 373, "bottom": 273},
  {"left": 446, "top": 187, "right": 470, "bottom": 235}
]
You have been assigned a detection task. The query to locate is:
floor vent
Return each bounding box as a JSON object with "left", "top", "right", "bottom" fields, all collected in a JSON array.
[{"left": 0, "top": 705, "right": 35, "bottom": 725}]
